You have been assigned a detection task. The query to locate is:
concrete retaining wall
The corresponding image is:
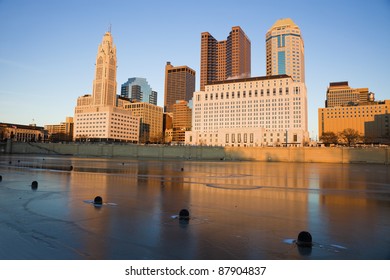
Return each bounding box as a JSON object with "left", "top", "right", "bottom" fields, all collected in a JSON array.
[{"left": 3, "top": 141, "right": 389, "bottom": 164}]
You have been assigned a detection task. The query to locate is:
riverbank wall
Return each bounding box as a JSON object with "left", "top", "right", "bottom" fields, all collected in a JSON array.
[{"left": 1, "top": 141, "right": 388, "bottom": 164}]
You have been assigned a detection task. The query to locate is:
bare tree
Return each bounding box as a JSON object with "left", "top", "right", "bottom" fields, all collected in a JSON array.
[
  {"left": 320, "top": 131, "right": 338, "bottom": 146},
  {"left": 339, "top": 128, "right": 361, "bottom": 146}
]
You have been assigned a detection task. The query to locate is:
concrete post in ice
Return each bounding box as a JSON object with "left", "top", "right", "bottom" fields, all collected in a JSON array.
[
  {"left": 179, "top": 209, "right": 190, "bottom": 220},
  {"left": 94, "top": 196, "right": 103, "bottom": 205},
  {"left": 296, "top": 231, "right": 312, "bottom": 247}
]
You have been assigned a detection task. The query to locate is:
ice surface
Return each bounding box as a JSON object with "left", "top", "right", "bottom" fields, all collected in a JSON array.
[{"left": 0, "top": 155, "right": 389, "bottom": 260}]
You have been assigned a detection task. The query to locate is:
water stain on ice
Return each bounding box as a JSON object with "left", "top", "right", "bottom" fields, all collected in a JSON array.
[
  {"left": 206, "top": 183, "right": 262, "bottom": 190},
  {"left": 283, "top": 238, "right": 347, "bottom": 253},
  {"left": 83, "top": 200, "right": 117, "bottom": 207}
]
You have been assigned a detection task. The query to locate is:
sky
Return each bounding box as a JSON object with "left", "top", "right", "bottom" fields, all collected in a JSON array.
[{"left": 0, "top": 0, "right": 389, "bottom": 139}]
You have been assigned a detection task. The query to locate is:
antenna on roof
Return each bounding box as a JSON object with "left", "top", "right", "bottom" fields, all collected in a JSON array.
[{"left": 108, "top": 23, "right": 112, "bottom": 33}]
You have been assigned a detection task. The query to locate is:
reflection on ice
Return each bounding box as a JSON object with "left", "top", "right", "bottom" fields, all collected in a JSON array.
[{"left": 0, "top": 155, "right": 389, "bottom": 260}]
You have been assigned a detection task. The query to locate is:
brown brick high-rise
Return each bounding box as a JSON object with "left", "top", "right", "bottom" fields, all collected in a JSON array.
[
  {"left": 200, "top": 26, "right": 251, "bottom": 91},
  {"left": 164, "top": 62, "right": 196, "bottom": 113}
]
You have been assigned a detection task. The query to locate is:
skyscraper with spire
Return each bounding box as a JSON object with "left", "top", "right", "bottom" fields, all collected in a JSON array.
[
  {"left": 73, "top": 31, "right": 140, "bottom": 142},
  {"left": 92, "top": 31, "right": 117, "bottom": 106},
  {"left": 266, "top": 18, "right": 305, "bottom": 83}
]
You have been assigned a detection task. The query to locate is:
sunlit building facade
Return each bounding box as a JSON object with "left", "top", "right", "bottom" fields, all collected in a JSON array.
[
  {"left": 186, "top": 75, "right": 309, "bottom": 147},
  {"left": 124, "top": 102, "right": 163, "bottom": 143},
  {"left": 45, "top": 117, "right": 74, "bottom": 142},
  {"left": 325, "top": 81, "right": 373, "bottom": 108},
  {"left": 164, "top": 62, "right": 195, "bottom": 113},
  {"left": 266, "top": 18, "right": 305, "bottom": 83},
  {"left": 172, "top": 100, "right": 192, "bottom": 143},
  {"left": 73, "top": 31, "right": 139, "bottom": 142},
  {"left": 319, "top": 82, "right": 390, "bottom": 143}
]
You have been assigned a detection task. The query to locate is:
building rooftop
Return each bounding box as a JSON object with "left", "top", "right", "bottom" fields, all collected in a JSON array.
[
  {"left": 329, "top": 81, "right": 349, "bottom": 87},
  {"left": 0, "top": 122, "right": 44, "bottom": 130},
  {"left": 269, "top": 18, "right": 298, "bottom": 31},
  {"left": 207, "top": 74, "right": 291, "bottom": 86}
]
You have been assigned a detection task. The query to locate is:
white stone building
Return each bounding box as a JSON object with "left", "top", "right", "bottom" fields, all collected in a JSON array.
[{"left": 185, "top": 75, "right": 309, "bottom": 147}]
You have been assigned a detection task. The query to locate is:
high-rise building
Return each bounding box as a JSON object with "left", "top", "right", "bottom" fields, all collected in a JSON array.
[
  {"left": 266, "top": 18, "right": 305, "bottom": 83},
  {"left": 186, "top": 75, "right": 309, "bottom": 147},
  {"left": 164, "top": 62, "right": 195, "bottom": 113},
  {"left": 121, "top": 77, "right": 158, "bottom": 105},
  {"left": 73, "top": 31, "right": 140, "bottom": 142},
  {"left": 92, "top": 31, "right": 117, "bottom": 106},
  {"left": 200, "top": 26, "right": 251, "bottom": 91}
]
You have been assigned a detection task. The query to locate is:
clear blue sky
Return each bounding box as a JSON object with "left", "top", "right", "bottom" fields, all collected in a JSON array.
[{"left": 0, "top": 0, "right": 389, "bottom": 139}]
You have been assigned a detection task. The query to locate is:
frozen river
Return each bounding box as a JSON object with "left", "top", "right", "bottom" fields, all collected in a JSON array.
[{"left": 0, "top": 155, "right": 389, "bottom": 260}]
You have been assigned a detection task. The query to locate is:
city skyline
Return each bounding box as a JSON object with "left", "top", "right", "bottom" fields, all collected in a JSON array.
[{"left": 0, "top": 0, "right": 389, "bottom": 139}]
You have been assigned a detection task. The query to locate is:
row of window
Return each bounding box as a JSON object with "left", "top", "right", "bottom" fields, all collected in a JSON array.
[
  {"left": 76, "top": 119, "right": 138, "bottom": 126},
  {"left": 197, "top": 131, "right": 299, "bottom": 144},
  {"left": 199, "top": 87, "right": 301, "bottom": 101},
  {"left": 207, "top": 79, "right": 290, "bottom": 91},
  {"left": 76, "top": 133, "right": 138, "bottom": 139},
  {"left": 196, "top": 105, "right": 301, "bottom": 112},
  {"left": 196, "top": 124, "right": 299, "bottom": 130},
  {"left": 325, "top": 115, "right": 380, "bottom": 119},
  {"left": 325, "top": 107, "right": 386, "bottom": 112},
  {"left": 76, "top": 129, "right": 137, "bottom": 134},
  {"left": 195, "top": 97, "right": 300, "bottom": 107}
]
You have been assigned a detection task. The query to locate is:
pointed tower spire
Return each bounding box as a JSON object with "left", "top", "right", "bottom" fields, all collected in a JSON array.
[{"left": 92, "top": 31, "right": 117, "bottom": 106}]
